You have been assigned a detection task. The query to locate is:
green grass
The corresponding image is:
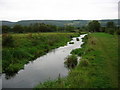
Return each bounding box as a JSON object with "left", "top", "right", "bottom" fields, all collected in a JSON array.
[
  {"left": 2, "top": 32, "right": 79, "bottom": 75},
  {"left": 35, "top": 33, "right": 118, "bottom": 88}
]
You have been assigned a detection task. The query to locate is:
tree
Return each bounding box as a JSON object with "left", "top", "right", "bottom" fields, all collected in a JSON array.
[
  {"left": 23, "top": 26, "right": 29, "bottom": 33},
  {"left": 2, "top": 23, "right": 67, "bottom": 33},
  {"left": 2, "top": 25, "right": 11, "bottom": 33},
  {"left": 65, "top": 25, "right": 75, "bottom": 32},
  {"left": 88, "top": 20, "right": 101, "bottom": 32},
  {"left": 106, "top": 22, "right": 115, "bottom": 28},
  {"left": 100, "top": 27, "right": 106, "bottom": 32},
  {"left": 12, "top": 25, "right": 24, "bottom": 33},
  {"left": 57, "top": 27, "right": 65, "bottom": 32},
  {"left": 116, "top": 28, "right": 120, "bottom": 35},
  {"left": 106, "top": 22, "right": 116, "bottom": 35},
  {"left": 106, "top": 28, "right": 115, "bottom": 35},
  {"left": 81, "top": 26, "right": 88, "bottom": 32}
]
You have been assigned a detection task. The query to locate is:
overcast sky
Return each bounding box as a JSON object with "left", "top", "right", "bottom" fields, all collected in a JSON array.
[{"left": 0, "top": 0, "right": 119, "bottom": 22}]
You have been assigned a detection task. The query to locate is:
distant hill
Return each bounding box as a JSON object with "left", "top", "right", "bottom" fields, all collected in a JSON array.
[{"left": 1, "top": 19, "right": 118, "bottom": 27}]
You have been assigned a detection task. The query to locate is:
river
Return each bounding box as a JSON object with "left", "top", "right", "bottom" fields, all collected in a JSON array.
[{"left": 2, "top": 34, "right": 86, "bottom": 88}]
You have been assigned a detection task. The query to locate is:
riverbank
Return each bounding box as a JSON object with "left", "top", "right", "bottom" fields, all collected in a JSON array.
[
  {"left": 35, "top": 33, "right": 118, "bottom": 88},
  {"left": 2, "top": 33, "right": 79, "bottom": 75}
]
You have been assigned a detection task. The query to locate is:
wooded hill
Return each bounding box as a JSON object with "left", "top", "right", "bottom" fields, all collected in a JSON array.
[{"left": 1, "top": 19, "right": 118, "bottom": 27}]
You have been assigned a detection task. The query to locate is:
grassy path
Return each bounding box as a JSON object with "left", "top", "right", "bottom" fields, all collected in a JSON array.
[
  {"left": 88, "top": 33, "right": 118, "bottom": 87},
  {"left": 35, "top": 33, "right": 118, "bottom": 88}
]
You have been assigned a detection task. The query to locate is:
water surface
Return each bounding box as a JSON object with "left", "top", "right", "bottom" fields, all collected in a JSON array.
[{"left": 2, "top": 34, "right": 86, "bottom": 88}]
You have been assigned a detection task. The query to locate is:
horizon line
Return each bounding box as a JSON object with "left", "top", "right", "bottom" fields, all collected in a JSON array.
[{"left": 1, "top": 18, "right": 118, "bottom": 22}]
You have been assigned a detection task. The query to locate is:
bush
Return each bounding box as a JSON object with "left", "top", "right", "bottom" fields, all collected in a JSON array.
[
  {"left": 116, "top": 29, "right": 120, "bottom": 35},
  {"left": 2, "top": 34, "right": 14, "bottom": 47},
  {"left": 64, "top": 55, "right": 78, "bottom": 68},
  {"left": 105, "top": 28, "right": 115, "bottom": 35},
  {"left": 80, "top": 59, "right": 89, "bottom": 67}
]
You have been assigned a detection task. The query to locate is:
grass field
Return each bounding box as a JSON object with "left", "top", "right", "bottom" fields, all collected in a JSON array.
[
  {"left": 35, "top": 33, "right": 118, "bottom": 88},
  {"left": 2, "top": 33, "right": 79, "bottom": 75}
]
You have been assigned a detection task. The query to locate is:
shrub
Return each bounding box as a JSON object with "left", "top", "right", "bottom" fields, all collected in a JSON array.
[
  {"left": 6, "top": 63, "right": 23, "bottom": 75},
  {"left": 116, "top": 29, "right": 120, "bottom": 35},
  {"left": 64, "top": 55, "right": 78, "bottom": 68},
  {"left": 2, "top": 34, "right": 14, "bottom": 47},
  {"left": 105, "top": 28, "right": 115, "bottom": 35}
]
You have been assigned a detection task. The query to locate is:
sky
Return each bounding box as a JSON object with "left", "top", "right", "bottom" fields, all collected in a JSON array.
[{"left": 0, "top": 0, "right": 119, "bottom": 22}]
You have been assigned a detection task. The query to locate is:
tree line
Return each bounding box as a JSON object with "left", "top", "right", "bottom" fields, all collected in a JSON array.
[
  {"left": 2, "top": 23, "right": 58, "bottom": 33},
  {"left": 80, "top": 20, "right": 120, "bottom": 35},
  {"left": 2, "top": 21, "right": 120, "bottom": 35}
]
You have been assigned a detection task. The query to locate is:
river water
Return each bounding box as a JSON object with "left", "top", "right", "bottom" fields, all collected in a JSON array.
[{"left": 2, "top": 34, "right": 86, "bottom": 88}]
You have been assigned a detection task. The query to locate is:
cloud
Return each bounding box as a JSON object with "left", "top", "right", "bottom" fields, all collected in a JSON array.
[{"left": 0, "top": 0, "right": 119, "bottom": 21}]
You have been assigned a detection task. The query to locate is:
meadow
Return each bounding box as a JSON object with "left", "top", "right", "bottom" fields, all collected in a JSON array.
[
  {"left": 35, "top": 33, "right": 118, "bottom": 88},
  {"left": 2, "top": 33, "right": 79, "bottom": 75}
]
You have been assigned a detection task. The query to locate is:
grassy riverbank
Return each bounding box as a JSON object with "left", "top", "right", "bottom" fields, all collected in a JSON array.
[
  {"left": 2, "top": 33, "right": 79, "bottom": 75},
  {"left": 35, "top": 33, "right": 118, "bottom": 88}
]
